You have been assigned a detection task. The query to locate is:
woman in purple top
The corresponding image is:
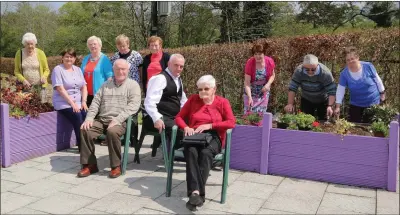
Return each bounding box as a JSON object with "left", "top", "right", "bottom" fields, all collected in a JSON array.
[
  {"left": 334, "top": 47, "right": 386, "bottom": 123},
  {"left": 51, "top": 48, "right": 88, "bottom": 151}
]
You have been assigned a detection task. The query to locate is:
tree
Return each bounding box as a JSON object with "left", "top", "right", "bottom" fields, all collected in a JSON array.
[
  {"left": 297, "top": 2, "right": 349, "bottom": 28},
  {"left": 211, "top": 1, "right": 242, "bottom": 43},
  {"left": 242, "top": 1, "right": 273, "bottom": 41}
]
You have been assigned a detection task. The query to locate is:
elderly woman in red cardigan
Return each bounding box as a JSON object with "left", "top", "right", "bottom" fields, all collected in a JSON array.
[
  {"left": 244, "top": 43, "right": 276, "bottom": 113},
  {"left": 175, "top": 75, "right": 235, "bottom": 211}
]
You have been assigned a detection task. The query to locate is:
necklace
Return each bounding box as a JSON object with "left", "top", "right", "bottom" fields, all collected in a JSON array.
[{"left": 90, "top": 54, "right": 100, "bottom": 62}]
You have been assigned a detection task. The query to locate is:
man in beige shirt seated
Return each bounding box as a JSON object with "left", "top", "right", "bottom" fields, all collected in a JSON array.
[{"left": 78, "top": 59, "right": 141, "bottom": 178}]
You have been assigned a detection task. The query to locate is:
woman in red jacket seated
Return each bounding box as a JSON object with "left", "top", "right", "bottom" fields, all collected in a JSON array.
[{"left": 175, "top": 75, "right": 235, "bottom": 211}]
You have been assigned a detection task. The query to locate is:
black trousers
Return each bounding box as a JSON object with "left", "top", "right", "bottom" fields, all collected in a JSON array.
[
  {"left": 142, "top": 115, "right": 184, "bottom": 151},
  {"left": 184, "top": 132, "right": 221, "bottom": 198},
  {"left": 348, "top": 105, "right": 372, "bottom": 123},
  {"left": 300, "top": 97, "right": 328, "bottom": 121}
]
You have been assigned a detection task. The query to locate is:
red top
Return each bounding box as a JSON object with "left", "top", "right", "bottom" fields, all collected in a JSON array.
[
  {"left": 175, "top": 94, "right": 236, "bottom": 148},
  {"left": 245, "top": 56, "right": 275, "bottom": 83},
  {"left": 147, "top": 51, "right": 163, "bottom": 87},
  {"left": 84, "top": 59, "right": 99, "bottom": 95}
]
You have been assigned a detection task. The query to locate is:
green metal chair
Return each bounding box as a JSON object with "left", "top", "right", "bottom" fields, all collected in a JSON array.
[
  {"left": 97, "top": 111, "right": 140, "bottom": 175},
  {"left": 134, "top": 124, "right": 163, "bottom": 164},
  {"left": 165, "top": 125, "right": 232, "bottom": 204}
]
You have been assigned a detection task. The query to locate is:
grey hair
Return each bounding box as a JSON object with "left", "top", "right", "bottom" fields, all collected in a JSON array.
[
  {"left": 197, "top": 75, "right": 216, "bottom": 88},
  {"left": 87, "top": 36, "right": 102, "bottom": 48},
  {"left": 113, "top": 58, "right": 129, "bottom": 68},
  {"left": 22, "top": 32, "right": 37, "bottom": 45},
  {"left": 303, "top": 54, "right": 319, "bottom": 65},
  {"left": 169, "top": 53, "right": 185, "bottom": 62}
]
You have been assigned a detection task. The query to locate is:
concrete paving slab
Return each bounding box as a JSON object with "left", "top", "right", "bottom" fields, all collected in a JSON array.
[
  {"left": 2, "top": 160, "right": 42, "bottom": 172},
  {"left": 1, "top": 180, "right": 24, "bottom": 193},
  {"left": 326, "top": 184, "right": 376, "bottom": 198},
  {"left": 133, "top": 208, "right": 172, "bottom": 214},
  {"left": 64, "top": 180, "right": 124, "bottom": 199},
  {"left": 1, "top": 192, "right": 39, "bottom": 214},
  {"left": 1, "top": 167, "right": 56, "bottom": 184},
  {"left": 12, "top": 179, "right": 73, "bottom": 198},
  {"left": 262, "top": 178, "right": 327, "bottom": 214},
  {"left": 206, "top": 171, "right": 242, "bottom": 186},
  {"left": 237, "top": 172, "right": 285, "bottom": 186},
  {"left": 93, "top": 169, "right": 148, "bottom": 185},
  {"left": 7, "top": 207, "right": 50, "bottom": 214},
  {"left": 144, "top": 196, "right": 195, "bottom": 214},
  {"left": 317, "top": 192, "right": 375, "bottom": 214},
  {"left": 227, "top": 180, "right": 276, "bottom": 200},
  {"left": 71, "top": 207, "right": 110, "bottom": 214},
  {"left": 46, "top": 166, "right": 102, "bottom": 185},
  {"left": 26, "top": 192, "right": 96, "bottom": 214},
  {"left": 85, "top": 192, "right": 152, "bottom": 214},
  {"left": 256, "top": 208, "right": 296, "bottom": 214},
  {"left": 31, "top": 159, "right": 80, "bottom": 172},
  {"left": 116, "top": 175, "right": 183, "bottom": 199},
  {"left": 377, "top": 189, "right": 400, "bottom": 215},
  {"left": 204, "top": 194, "right": 265, "bottom": 214},
  {"left": 29, "top": 154, "right": 63, "bottom": 163}
]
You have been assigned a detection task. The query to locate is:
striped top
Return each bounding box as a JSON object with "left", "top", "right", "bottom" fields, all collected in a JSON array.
[
  {"left": 85, "top": 78, "right": 141, "bottom": 125},
  {"left": 289, "top": 63, "right": 336, "bottom": 104}
]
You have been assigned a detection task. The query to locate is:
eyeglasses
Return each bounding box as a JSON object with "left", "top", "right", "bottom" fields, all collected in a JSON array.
[
  {"left": 304, "top": 68, "right": 316, "bottom": 72},
  {"left": 198, "top": 87, "right": 210, "bottom": 92}
]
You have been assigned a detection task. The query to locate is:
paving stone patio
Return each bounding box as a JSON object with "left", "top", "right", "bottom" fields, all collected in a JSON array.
[{"left": 1, "top": 134, "right": 399, "bottom": 214}]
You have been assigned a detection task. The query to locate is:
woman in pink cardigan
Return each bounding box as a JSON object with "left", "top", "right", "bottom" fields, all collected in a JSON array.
[{"left": 243, "top": 43, "right": 276, "bottom": 113}]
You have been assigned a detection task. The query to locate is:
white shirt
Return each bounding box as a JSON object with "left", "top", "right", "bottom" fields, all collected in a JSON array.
[
  {"left": 336, "top": 68, "right": 385, "bottom": 104},
  {"left": 144, "top": 68, "right": 188, "bottom": 123}
]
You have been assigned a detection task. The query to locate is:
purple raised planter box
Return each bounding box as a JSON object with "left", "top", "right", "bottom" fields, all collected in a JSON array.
[
  {"left": 1, "top": 103, "right": 76, "bottom": 167},
  {"left": 231, "top": 113, "right": 399, "bottom": 192}
]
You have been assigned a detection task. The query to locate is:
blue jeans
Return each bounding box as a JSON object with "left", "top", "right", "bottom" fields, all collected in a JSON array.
[{"left": 58, "top": 108, "right": 87, "bottom": 148}]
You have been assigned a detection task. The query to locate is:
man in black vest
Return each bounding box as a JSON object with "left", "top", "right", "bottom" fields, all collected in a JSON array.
[{"left": 143, "top": 53, "right": 187, "bottom": 150}]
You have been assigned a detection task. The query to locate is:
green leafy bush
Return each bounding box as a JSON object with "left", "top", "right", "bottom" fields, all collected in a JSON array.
[{"left": 370, "top": 121, "right": 389, "bottom": 137}]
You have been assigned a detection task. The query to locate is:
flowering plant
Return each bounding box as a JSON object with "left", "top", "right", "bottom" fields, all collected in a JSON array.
[
  {"left": 0, "top": 76, "right": 53, "bottom": 119},
  {"left": 236, "top": 111, "right": 263, "bottom": 126},
  {"left": 311, "top": 121, "right": 323, "bottom": 132},
  {"left": 295, "top": 112, "right": 316, "bottom": 130}
]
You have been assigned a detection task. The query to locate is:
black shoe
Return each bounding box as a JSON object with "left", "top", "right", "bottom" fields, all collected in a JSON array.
[
  {"left": 185, "top": 202, "right": 197, "bottom": 211},
  {"left": 189, "top": 193, "right": 203, "bottom": 207}
]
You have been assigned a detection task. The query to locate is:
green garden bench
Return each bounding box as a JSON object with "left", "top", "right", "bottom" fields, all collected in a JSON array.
[{"left": 165, "top": 125, "right": 232, "bottom": 204}]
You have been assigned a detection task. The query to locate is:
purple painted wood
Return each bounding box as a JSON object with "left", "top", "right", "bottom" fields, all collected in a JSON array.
[
  {"left": 1, "top": 104, "right": 11, "bottom": 167},
  {"left": 270, "top": 129, "right": 387, "bottom": 152},
  {"left": 260, "top": 113, "right": 272, "bottom": 174},
  {"left": 230, "top": 125, "right": 262, "bottom": 172},
  {"left": 387, "top": 121, "right": 399, "bottom": 191},
  {"left": 268, "top": 125, "right": 397, "bottom": 190},
  {"left": 1, "top": 103, "right": 76, "bottom": 167}
]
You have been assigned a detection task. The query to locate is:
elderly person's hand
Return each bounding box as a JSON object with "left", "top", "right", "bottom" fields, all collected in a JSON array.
[
  {"left": 284, "top": 104, "right": 294, "bottom": 113},
  {"left": 380, "top": 92, "right": 385, "bottom": 102},
  {"left": 154, "top": 119, "right": 165, "bottom": 133},
  {"left": 261, "top": 83, "right": 271, "bottom": 93},
  {"left": 184, "top": 127, "right": 195, "bottom": 136},
  {"left": 107, "top": 120, "right": 118, "bottom": 130},
  {"left": 194, "top": 124, "right": 212, "bottom": 133},
  {"left": 326, "top": 106, "right": 334, "bottom": 117},
  {"left": 81, "top": 102, "right": 88, "bottom": 111},
  {"left": 40, "top": 77, "right": 46, "bottom": 84},
  {"left": 23, "top": 80, "right": 31, "bottom": 88},
  {"left": 81, "top": 120, "right": 93, "bottom": 130},
  {"left": 71, "top": 102, "right": 81, "bottom": 113}
]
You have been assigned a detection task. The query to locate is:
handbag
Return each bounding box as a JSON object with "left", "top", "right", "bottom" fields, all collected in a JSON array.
[{"left": 182, "top": 133, "right": 213, "bottom": 147}]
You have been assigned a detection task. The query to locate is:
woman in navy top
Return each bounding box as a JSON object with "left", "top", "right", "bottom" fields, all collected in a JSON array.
[{"left": 334, "top": 47, "right": 385, "bottom": 123}]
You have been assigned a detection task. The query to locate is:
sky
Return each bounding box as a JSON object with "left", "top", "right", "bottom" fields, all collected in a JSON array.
[{"left": 1, "top": 1, "right": 66, "bottom": 13}]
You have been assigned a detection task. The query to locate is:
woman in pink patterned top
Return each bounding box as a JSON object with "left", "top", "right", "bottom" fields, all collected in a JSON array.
[{"left": 243, "top": 43, "right": 276, "bottom": 114}]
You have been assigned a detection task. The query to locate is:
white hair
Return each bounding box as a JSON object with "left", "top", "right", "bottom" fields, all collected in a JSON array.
[
  {"left": 87, "top": 36, "right": 102, "bottom": 48},
  {"left": 113, "top": 58, "right": 129, "bottom": 68},
  {"left": 303, "top": 54, "right": 319, "bottom": 65},
  {"left": 169, "top": 53, "right": 185, "bottom": 62},
  {"left": 197, "top": 75, "right": 216, "bottom": 88},
  {"left": 21, "top": 32, "right": 37, "bottom": 45}
]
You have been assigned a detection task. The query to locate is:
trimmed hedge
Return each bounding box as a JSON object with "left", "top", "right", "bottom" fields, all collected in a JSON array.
[{"left": 1, "top": 28, "right": 399, "bottom": 114}]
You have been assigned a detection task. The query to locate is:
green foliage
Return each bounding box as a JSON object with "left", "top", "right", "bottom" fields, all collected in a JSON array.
[
  {"left": 236, "top": 112, "right": 263, "bottom": 126},
  {"left": 334, "top": 119, "right": 355, "bottom": 135},
  {"left": 277, "top": 113, "right": 296, "bottom": 124},
  {"left": 364, "top": 105, "right": 398, "bottom": 126},
  {"left": 370, "top": 121, "right": 389, "bottom": 137},
  {"left": 242, "top": 1, "right": 273, "bottom": 40},
  {"left": 287, "top": 123, "right": 298, "bottom": 130},
  {"left": 297, "top": 2, "right": 349, "bottom": 28},
  {"left": 294, "top": 112, "right": 316, "bottom": 130}
]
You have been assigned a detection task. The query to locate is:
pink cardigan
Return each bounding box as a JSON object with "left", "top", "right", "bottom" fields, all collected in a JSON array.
[{"left": 244, "top": 56, "right": 275, "bottom": 83}]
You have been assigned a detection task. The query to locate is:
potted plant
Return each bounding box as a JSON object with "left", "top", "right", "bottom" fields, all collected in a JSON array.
[
  {"left": 276, "top": 113, "right": 295, "bottom": 129},
  {"left": 294, "top": 112, "right": 315, "bottom": 130},
  {"left": 370, "top": 121, "right": 389, "bottom": 137}
]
